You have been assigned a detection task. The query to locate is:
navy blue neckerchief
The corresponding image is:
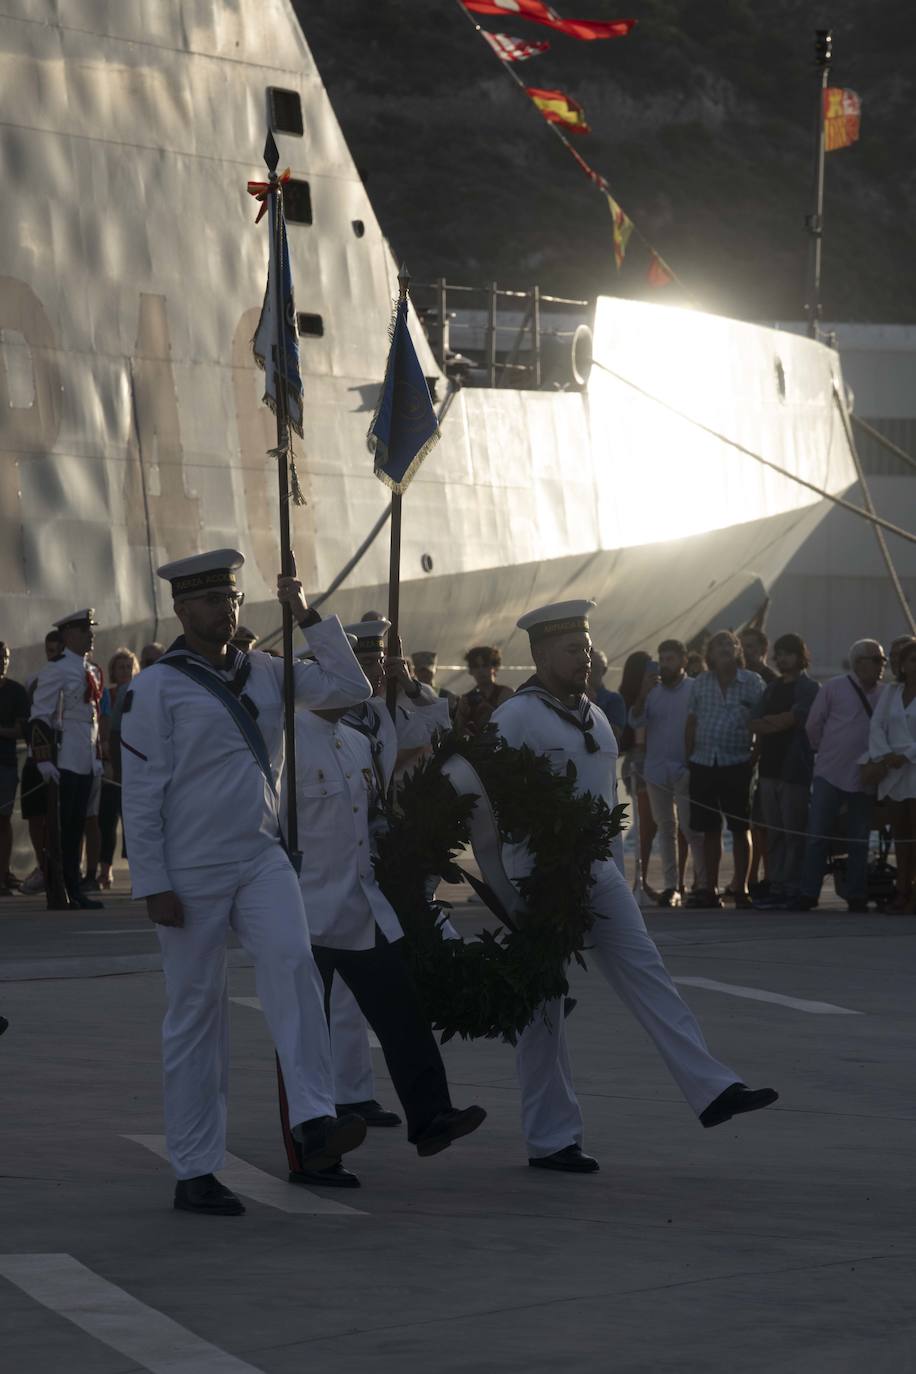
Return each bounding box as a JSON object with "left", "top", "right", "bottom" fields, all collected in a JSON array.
[
  {"left": 341, "top": 701, "right": 388, "bottom": 805},
  {"left": 158, "top": 637, "right": 274, "bottom": 788},
  {"left": 515, "top": 674, "right": 601, "bottom": 753}
]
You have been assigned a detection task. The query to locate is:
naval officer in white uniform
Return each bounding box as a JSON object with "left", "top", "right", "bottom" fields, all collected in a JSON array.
[
  {"left": 29, "top": 608, "right": 104, "bottom": 910},
  {"left": 120, "top": 550, "right": 374, "bottom": 1215},
  {"left": 325, "top": 618, "right": 454, "bottom": 1123},
  {"left": 492, "top": 601, "right": 778, "bottom": 1173},
  {"left": 279, "top": 690, "right": 486, "bottom": 1184}
]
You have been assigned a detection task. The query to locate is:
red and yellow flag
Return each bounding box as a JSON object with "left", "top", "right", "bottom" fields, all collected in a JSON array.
[
  {"left": 464, "top": 1, "right": 635, "bottom": 41},
  {"left": 526, "top": 86, "right": 589, "bottom": 133},
  {"left": 606, "top": 194, "right": 632, "bottom": 271},
  {"left": 647, "top": 252, "right": 674, "bottom": 288},
  {"left": 824, "top": 88, "right": 861, "bottom": 152}
]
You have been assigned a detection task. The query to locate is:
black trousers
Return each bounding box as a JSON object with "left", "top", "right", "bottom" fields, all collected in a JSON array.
[
  {"left": 313, "top": 931, "right": 451, "bottom": 1142},
  {"left": 58, "top": 769, "right": 92, "bottom": 900}
]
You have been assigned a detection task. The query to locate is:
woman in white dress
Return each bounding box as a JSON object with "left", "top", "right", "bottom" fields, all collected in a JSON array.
[{"left": 869, "top": 638, "right": 916, "bottom": 912}]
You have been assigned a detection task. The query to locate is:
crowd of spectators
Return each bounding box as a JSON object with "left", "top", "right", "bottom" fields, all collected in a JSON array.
[{"left": 2, "top": 621, "right": 915, "bottom": 916}]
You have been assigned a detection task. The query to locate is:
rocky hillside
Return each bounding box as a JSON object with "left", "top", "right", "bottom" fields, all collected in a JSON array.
[{"left": 294, "top": 0, "right": 915, "bottom": 323}]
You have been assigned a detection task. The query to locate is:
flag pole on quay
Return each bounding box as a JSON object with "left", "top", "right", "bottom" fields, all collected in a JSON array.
[
  {"left": 385, "top": 267, "right": 411, "bottom": 723},
  {"left": 253, "top": 128, "right": 303, "bottom": 869},
  {"left": 805, "top": 28, "right": 832, "bottom": 340}
]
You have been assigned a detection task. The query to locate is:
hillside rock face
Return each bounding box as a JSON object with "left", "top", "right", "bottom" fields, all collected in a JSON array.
[{"left": 295, "top": 0, "right": 915, "bottom": 323}]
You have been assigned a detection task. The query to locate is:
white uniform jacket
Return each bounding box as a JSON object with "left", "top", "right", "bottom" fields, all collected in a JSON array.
[
  {"left": 292, "top": 708, "right": 403, "bottom": 951},
  {"left": 30, "top": 648, "right": 100, "bottom": 774},
  {"left": 120, "top": 617, "right": 371, "bottom": 899},
  {"left": 342, "top": 696, "right": 398, "bottom": 795},
  {"left": 492, "top": 683, "right": 624, "bottom": 876},
  {"left": 397, "top": 685, "right": 451, "bottom": 746}
]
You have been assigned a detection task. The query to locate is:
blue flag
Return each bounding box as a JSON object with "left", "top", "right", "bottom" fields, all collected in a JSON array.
[
  {"left": 368, "top": 298, "right": 440, "bottom": 493},
  {"left": 252, "top": 186, "right": 304, "bottom": 437}
]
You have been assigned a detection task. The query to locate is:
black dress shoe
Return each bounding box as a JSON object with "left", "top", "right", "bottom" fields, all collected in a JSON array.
[
  {"left": 68, "top": 894, "right": 104, "bottom": 910},
  {"left": 700, "top": 1082, "right": 779, "bottom": 1129},
  {"left": 529, "top": 1144, "right": 599, "bottom": 1174},
  {"left": 292, "top": 1113, "right": 367, "bottom": 1171},
  {"left": 415, "top": 1104, "right": 487, "bottom": 1157},
  {"left": 657, "top": 888, "right": 682, "bottom": 909},
  {"left": 289, "top": 1161, "right": 361, "bottom": 1189},
  {"left": 335, "top": 1098, "right": 402, "bottom": 1128},
  {"left": 173, "top": 1173, "right": 245, "bottom": 1215}
]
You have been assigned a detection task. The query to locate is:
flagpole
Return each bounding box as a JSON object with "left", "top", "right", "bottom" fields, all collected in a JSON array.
[
  {"left": 264, "top": 130, "right": 301, "bottom": 867},
  {"left": 385, "top": 266, "right": 410, "bottom": 722},
  {"left": 805, "top": 29, "right": 832, "bottom": 340}
]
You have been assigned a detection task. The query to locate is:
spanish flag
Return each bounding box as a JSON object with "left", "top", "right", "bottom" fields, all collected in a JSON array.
[
  {"left": 606, "top": 194, "right": 632, "bottom": 271},
  {"left": 824, "top": 88, "right": 861, "bottom": 152},
  {"left": 526, "top": 86, "right": 590, "bottom": 134}
]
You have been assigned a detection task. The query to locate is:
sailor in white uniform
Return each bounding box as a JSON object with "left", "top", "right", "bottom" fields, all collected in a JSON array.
[
  {"left": 29, "top": 609, "right": 104, "bottom": 910},
  {"left": 120, "top": 550, "right": 373, "bottom": 1216},
  {"left": 492, "top": 601, "right": 779, "bottom": 1173},
  {"left": 324, "top": 619, "right": 454, "bottom": 1128},
  {"left": 280, "top": 684, "right": 486, "bottom": 1185}
]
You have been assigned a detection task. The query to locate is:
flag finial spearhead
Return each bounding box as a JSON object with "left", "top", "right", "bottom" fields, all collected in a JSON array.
[
  {"left": 397, "top": 263, "right": 410, "bottom": 301},
  {"left": 264, "top": 130, "right": 280, "bottom": 173}
]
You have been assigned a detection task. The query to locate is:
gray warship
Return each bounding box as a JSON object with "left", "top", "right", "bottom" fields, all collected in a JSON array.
[{"left": 0, "top": 0, "right": 859, "bottom": 682}]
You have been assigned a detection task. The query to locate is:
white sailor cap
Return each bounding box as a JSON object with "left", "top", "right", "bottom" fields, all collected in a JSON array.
[
  {"left": 297, "top": 632, "right": 359, "bottom": 662},
  {"left": 157, "top": 549, "right": 244, "bottom": 602},
  {"left": 517, "top": 599, "right": 596, "bottom": 644},
  {"left": 411, "top": 650, "right": 438, "bottom": 669},
  {"left": 53, "top": 608, "right": 99, "bottom": 629},
  {"left": 344, "top": 619, "right": 391, "bottom": 654}
]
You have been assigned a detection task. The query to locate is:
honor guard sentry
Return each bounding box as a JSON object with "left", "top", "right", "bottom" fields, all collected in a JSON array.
[
  {"left": 29, "top": 609, "right": 104, "bottom": 910},
  {"left": 119, "top": 549, "right": 375, "bottom": 1216},
  {"left": 493, "top": 601, "right": 779, "bottom": 1173}
]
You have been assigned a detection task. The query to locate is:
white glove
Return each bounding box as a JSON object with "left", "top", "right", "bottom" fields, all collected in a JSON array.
[{"left": 37, "top": 762, "right": 60, "bottom": 784}]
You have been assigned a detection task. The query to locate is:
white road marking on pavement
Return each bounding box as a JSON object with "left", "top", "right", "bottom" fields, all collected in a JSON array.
[
  {"left": 77, "top": 928, "right": 157, "bottom": 935},
  {"left": 124, "top": 1135, "right": 366, "bottom": 1216},
  {"left": 0, "top": 1252, "right": 265, "bottom": 1373},
  {"left": 230, "top": 995, "right": 383, "bottom": 1048},
  {"left": 674, "top": 976, "right": 862, "bottom": 1015}
]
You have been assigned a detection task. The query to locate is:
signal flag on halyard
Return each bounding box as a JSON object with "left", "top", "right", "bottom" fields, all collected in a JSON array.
[
  {"left": 482, "top": 31, "right": 550, "bottom": 61},
  {"left": 463, "top": 1, "right": 634, "bottom": 42},
  {"left": 824, "top": 88, "right": 861, "bottom": 151},
  {"left": 368, "top": 298, "right": 441, "bottom": 494},
  {"left": 251, "top": 183, "right": 304, "bottom": 436},
  {"left": 647, "top": 252, "right": 674, "bottom": 288},
  {"left": 527, "top": 87, "right": 590, "bottom": 133},
  {"left": 606, "top": 194, "right": 633, "bottom": 271}
]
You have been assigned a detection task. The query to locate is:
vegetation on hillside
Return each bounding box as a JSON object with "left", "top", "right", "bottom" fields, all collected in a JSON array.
[{"left": 294, "top": 0, "right": 915, "bottom": 322}]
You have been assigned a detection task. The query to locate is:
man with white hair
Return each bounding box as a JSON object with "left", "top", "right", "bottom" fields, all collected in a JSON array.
[{"left": 795, "top": 638, "right": 887, "bottom": 912}]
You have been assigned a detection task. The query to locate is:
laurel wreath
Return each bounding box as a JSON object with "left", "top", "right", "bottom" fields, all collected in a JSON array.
[{"left": 373, "top": 730, "right": 626, "bottom": 1044}]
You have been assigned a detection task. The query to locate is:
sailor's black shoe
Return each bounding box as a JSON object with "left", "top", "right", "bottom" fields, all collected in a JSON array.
[
  {"left": 293, "top": 1113, "right": 367, "bottom": 1172},
  {"left": 289, "top": 1161, "right": 361, "bottom": 1189},
  {"left": 68, "top": 893, "right": 104, "bottom": 910},
  {"left": 528, "top": 1144, "right": 599, "bottom": 1174},
  {"left": 335, "top": 1098, "right": 402, "bottom": 1128},
  {"left": 700, "top": 1082, "right": 779, "bottom": 1129},
  {"left": 173, "top": 1173, "right": 245, "bottom": 1215},
  {"left": 415, "top": 1105, "right": 487, "bottom": 1157}
]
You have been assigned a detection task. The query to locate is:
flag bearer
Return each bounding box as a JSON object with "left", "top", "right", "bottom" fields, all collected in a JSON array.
[
  {"left": 492, "top": 601, "right": 779, "bottom": 1173},
  {"left": 29, "top": 609, "right": 104, "bottom": 910},
  {"left": 121, "top": 549, "right": 373, "bottom": 1215}
]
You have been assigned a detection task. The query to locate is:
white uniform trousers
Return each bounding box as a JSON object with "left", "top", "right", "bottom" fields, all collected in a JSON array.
[
  {"left": 645, "top": 774, "right": 707, "bottom": 893},
  {"left": 158, "top": 846, "right": 334, "bottom": 1179},
  {"left": 517, "top": 857, "right": 737, "bottom": 1156},
  {"left": 330, "top": 978, "right": 375, "bottom": 1104}
]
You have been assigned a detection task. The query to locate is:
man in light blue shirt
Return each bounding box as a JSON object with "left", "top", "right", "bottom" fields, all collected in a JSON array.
[
  {"left": 630, "top": 639, "right": 706, "bottom": 906},
  {"left": 685, "top": 630, "right": 766, "bottom": 907}
]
